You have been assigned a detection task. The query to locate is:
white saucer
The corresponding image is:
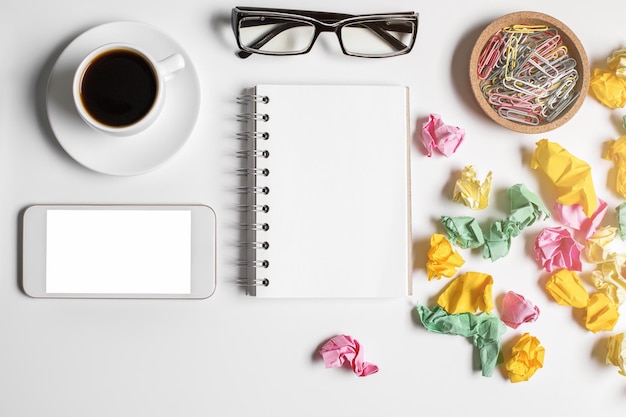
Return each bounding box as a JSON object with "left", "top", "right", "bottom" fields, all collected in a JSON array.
[{"left": 46, "top": 21, "right": 200, "bottom": 176}]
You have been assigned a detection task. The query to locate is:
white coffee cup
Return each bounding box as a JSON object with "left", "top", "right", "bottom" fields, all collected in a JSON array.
[{"left": 73, "top": 43, "right": 185, "bottom": 136}]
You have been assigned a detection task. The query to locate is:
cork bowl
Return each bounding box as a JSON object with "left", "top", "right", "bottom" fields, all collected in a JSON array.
[{"left": 469, "top": 11, "right": 589, "bottom": 134}]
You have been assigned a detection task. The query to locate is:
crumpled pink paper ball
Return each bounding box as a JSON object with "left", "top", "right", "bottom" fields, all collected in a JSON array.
[
  {"left": 500, "top": 291, "right": 540, "bottom": 329},
  {"left": 534, "top": 226, "right": 583, "bottom": 272},
  {"left": 319, "top": 334, "right": 379, "bottom": 377},
  {"left": 555, "top": 198, "right": 608, "bottom": 240},
  {"left": 421, "top": 113, "right": 465, "bottom": 157}
]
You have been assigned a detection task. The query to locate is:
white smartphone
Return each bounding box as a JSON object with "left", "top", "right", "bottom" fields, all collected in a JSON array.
[{"left": 22, "top": 204, "right": 216, "bottom": 299}]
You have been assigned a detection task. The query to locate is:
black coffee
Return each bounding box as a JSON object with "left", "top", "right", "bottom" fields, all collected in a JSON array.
[{"left": 80, "top": 49, "right": 157, "bottom": 127}]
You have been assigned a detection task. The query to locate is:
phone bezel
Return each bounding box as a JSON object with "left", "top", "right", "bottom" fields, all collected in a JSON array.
[{"left": 21, "top": 204, "right": 217, "bottom": 299}]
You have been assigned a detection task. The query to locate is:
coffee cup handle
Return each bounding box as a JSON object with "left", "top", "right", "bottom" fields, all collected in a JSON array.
[{"left": 158, "top": 53, "right": 185, "bottom": 81}]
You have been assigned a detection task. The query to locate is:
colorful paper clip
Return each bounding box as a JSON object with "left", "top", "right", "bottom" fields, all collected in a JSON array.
[
  {"left": 498, "top": 107, "right": 541, "bottom": 125},
  {"left": 477, "top": 32, "right": 504, "bottom": 80},
  {"left": 503, "top": 24, "right": 549, "bottom": 34}
]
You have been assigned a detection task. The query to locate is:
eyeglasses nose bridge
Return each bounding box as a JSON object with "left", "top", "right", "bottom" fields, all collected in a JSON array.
[
  {"left": 309, "top": 22, "right": 347, "bottom": 53},
  {"left": 316, "top": 20, "right": 340, "bottom": 32},
  {"left": 314, "top": 21, "right": 345, "bottom": 43}
]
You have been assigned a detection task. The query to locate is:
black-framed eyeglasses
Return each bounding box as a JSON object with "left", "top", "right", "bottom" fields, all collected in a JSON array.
[{"left": 231, "top": 6, "right": 419, "bottom": 58}]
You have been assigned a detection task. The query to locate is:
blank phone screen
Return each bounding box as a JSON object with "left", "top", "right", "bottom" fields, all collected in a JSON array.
[{"left": 45, "top": 209, "right": 192, "bottom": 294}]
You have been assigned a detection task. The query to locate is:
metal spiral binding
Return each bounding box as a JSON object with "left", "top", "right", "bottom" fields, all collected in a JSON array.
[
  {"left": 237, "top": 168, "right": 269, "bottom": 176},
  {"left": 237, "top": 113, "right": 269, "bottom": 122},
  {"left": 238, "top": 260, "right": 270, "bottom": 268},
  {"left": 240, "top": 241, "right": 270, "bottom": 250},
  {"left": 237, "top": 204, "right": 270, "bottom": 213},
  {"left": 237, "top": 150, "right": 270, "bottom": 158},
  {"left": 236, "top": 278, "right": 270, "bottom": 287},
  {"left": 240, "top": 223, "right": 270, "bottom": 231},
  {"left": 236, "top": 94, "right": 269, "bottom": 104},
  {"left": 238, "top": 93, "right": 271, "bottom": 288},
  {"left": 237, "top": 131, "right": 269, "bottom": 140},
  {"left": 237, "top": 186, "right": 270, "bottom": 195}
]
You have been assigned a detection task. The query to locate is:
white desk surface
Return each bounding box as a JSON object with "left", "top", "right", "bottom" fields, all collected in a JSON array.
[{"left": 2, "top": 1, "right": 626, "bottom": 416}]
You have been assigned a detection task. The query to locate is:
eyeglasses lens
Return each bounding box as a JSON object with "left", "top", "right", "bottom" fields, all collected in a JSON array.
[
  {"left": 341, "top": 19, "right": 415, "bottom": 57},
  {"left": 239, "top": 17, "right": 316, "bottom": 54}
]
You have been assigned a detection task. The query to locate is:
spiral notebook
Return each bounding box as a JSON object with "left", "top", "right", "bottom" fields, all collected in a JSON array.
[{"left": 238, "top": 84, "right": 412, "bottom": 298}]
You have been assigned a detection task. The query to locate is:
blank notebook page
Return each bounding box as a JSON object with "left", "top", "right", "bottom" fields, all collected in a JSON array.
[{"left": 249, "top": 84, "right": 412, "bottom": 298}]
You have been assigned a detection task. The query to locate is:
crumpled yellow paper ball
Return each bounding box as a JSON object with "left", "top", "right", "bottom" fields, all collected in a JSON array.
[
  {"left": 545, "top": 269, "right": 589, "bottom": 308},
  {"left": 606, "top": 332, "right": 626, "bottom": 376},
  {"left": 589, "top": 47, "right": 626, "bottom": 108},
  {"left": 452, "top": 165, "right": 493, "bottom": 210},
  {"left": 607, "top": 47, "right": 626, "bottom": 79},
  {"left": 603, "top": 135, "right": 626, "bottom": 198},
  {"left": 426, "top": 233, "right": 465, "bottom": 280},
  {"left": 530, "top": 139, "right": 598, "bottom": 217},
  {"left": 505, "top": 333, "right": 545, "bottom": 383},
  {"left": 584, "top": 226, "right": 619, "bottom": 264},
  {"left": 437, "top": 271, "right": 493, "bottom": 314},
  {"left": 589, "top": 68, "right": 626, "bottom": 108},
  {"left": 585, "top": 292, "right": 619, "bottom": 333},
  {"left": 592, "top": 261, "right": 626, "bottom": 306}
]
